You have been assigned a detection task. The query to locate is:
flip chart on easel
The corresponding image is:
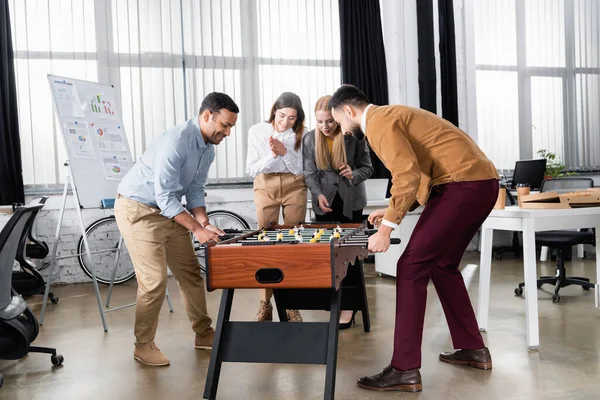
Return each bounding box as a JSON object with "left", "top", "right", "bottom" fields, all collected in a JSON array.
[{"left": 48, "top": 75, "right": 133, "bottom": 209}]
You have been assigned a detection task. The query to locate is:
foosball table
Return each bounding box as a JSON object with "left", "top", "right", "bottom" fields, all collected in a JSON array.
[{"left": 202, "top": 222, "right": 400, "bottom": 400}]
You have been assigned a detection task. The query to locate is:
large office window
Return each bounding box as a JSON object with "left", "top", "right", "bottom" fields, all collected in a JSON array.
[
  {"left": 473, "top": 0, "right": 600, "bottom": 171},
  {"left": 9, "top": 0, "right": 341, "bottom": 186}
]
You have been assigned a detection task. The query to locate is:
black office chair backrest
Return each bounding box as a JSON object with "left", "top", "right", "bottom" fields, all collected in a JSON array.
[
  {"left": 511, "top": 159, "right": 547, "bottom": 190},
  {"left": 16, "top": 197, "right": 48, "bottom": 269},
  {"left": 0, "top": 204, "right": 44, "bottom": 311},
  {"left": 540, "top": 178, "right": 594, "bottom": 193}
]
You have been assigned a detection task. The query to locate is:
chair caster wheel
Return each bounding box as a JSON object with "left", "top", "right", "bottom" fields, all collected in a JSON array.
[
  {"left": 50, "top": 296, "right": 59, "bottom": 304},
  {"left": 51, "top": 354, "right": 64, "bottom": 366},
  {"left": 583, "top": 286, "right": 591, "bottom": 291},
  {"left": 552, "top": 294, "right": 560, "bottom": 303},
  {"left": 514, "top": 287, "right": 523, "bottom": 296},
  {"left": 537, "top": 282, "right": 543, "bottom": 289},
  {"left": 0, "top": 373, "right": 3, "bottom": 387},
  {"left": 496, "top": 254, "right": 502, "bottom": 260}
]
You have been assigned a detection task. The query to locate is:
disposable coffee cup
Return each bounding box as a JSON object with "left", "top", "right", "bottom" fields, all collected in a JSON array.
[{"left": 517, "top": 183, "right": 530, "bottom": 207}]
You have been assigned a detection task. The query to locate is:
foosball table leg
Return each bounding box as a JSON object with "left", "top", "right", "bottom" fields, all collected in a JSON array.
[
  {"left": 324, "top": 288, "right": 342, "bottom": 400},
  {"left": 274, "top": 295, "right": 288, "bottom": 322},
  {"left": 357, "top": 260, "right": 371, "bottom": 333},
  {"left": 203, "top": 289, "right": 235, "bottom": 400}
]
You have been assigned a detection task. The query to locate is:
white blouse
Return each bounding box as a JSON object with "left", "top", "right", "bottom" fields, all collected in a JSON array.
[{"left": 245, "top": 122, "right": 305, "bottom": 177}]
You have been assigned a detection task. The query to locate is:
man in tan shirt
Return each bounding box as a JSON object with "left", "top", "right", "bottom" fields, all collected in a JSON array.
[{"left": 329, "top": 85, "right": 499, "bottom": 392}]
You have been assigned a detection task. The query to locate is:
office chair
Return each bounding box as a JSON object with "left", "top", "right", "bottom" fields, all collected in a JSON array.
[
  {"left": 0, "top": 204, "right": 64, "bottom": 388},
  {"left": 514, "top": 178, "right": 595, "bottom": 303},
  {"left": 12, "top": 197, "right": 58, "bottom": 304},
  {"left": 494, "top": 159, "right": 547, "bottom": 260}
]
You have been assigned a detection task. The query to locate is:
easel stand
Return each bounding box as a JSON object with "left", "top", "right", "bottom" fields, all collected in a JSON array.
[
  {"left": 103, "top": 236, "right": 174, "bottom": 313},
  {"left": 40, "top": 163, "right": 108, "bottom": 331}
]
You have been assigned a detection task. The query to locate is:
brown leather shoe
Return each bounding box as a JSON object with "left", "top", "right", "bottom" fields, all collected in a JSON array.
[
  {"left": 439, "top": 347, "right": 492, "bottom": 370},
  {"left": 357, "top": 365, "right": 422, "bottom": 392}
]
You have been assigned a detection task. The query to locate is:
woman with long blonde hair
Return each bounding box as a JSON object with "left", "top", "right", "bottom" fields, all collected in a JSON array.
[{"left": 302, "top": 94, "right": 373, "bottom": 328}]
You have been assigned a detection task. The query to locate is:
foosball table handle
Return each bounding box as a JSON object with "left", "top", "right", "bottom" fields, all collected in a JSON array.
[{"left": 364, "top": 229, "right": 401, "bottom": 245}]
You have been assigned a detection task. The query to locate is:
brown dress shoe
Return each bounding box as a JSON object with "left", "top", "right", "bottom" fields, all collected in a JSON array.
[
  {"left": 439, "top": 347, "right": 492, "bottom": 370},
  {"left": 357, "top": 365, "right": 422, "bottom": 392},
  {"left": 254, "top": 300, "right": 273, "bottom": 322}
]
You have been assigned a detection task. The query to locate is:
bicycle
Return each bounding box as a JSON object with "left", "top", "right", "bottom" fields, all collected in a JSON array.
[{"left": 77, "top": 210, "right": 251, "bottom": 285}]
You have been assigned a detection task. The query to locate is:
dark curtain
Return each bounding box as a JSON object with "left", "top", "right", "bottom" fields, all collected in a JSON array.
[
  {"left": 338, "top": 0, "right": 391, "bottom": 183},
  {"left": 416, "top": 0, "right": 437, "bottom": 114},
  {"left": 0, "top": 2, "right": 25, "bottom": 204},
  {"left": 438, "top": 0, "right": 459, "bottom": 126}
]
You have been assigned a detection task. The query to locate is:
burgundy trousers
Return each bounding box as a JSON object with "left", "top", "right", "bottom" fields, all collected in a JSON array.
[{"left": 391, "top": 179, "right": 499, "bottom": 371}]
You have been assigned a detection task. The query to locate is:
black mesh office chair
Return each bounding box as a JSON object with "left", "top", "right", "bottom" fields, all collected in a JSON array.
[
  {"left": 494, "top": 159, "right": 547, "bottom": 260},
  {"left": 514, "top": 178, "right": 596, "bottom": 303},
  {"left": 0, "top": 204, "right": 64, "bottom": 388},
  {"left": 12, "top": 197, "right": 58, "bottom": 304}
]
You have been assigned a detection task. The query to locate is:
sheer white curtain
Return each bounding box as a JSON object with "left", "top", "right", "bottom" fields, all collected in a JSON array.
[
  {"left": 9, "top": 0, "right": 341, "bottom": 186},
  {"left": 472, "top": 0, "right": 600, "bottom": 171}
]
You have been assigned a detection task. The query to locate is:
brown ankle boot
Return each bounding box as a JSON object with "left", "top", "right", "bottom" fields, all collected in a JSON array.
[
  {"left": 286, "top": 309, "right": 303, "bottom": 322},
  {"left": 254, "top": 300, "right": 273, "bottom": 322},
  {"left": 133, "top": 341, "right": 170, "bottom": 366}
]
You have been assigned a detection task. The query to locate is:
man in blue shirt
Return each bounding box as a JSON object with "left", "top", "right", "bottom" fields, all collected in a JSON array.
[{"left": 115, "top": 92, "right": 239, "bottom": 366}]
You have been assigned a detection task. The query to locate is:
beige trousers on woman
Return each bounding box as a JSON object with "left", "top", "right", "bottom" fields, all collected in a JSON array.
[{"left": 253, "top": 173, "right": 307, "bottom": 301}]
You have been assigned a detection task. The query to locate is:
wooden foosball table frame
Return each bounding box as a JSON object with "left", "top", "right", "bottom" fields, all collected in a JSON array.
[{"left": 202, "top": 222, "right": 392, "bottom": 400}]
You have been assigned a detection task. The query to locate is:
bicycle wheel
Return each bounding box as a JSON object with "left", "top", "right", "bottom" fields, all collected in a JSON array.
[
  {"left": 207, "top": 210, "right": 251, "bottom": 230},
  {"left": 195, "top": 210, "right": 251, "bottom": 272},
  {"left": 77, "top": 216, "right": 136, "bottom": 285}
]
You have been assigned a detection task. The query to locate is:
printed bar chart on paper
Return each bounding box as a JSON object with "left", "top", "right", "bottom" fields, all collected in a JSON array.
[{"left": 90, "top": 94, "right": 116, "bottom": 117}]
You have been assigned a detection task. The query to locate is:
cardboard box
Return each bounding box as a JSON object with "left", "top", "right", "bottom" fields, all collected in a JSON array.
[
  {"left": 0, "top": 206, "right": 13, "bottom": 215},
  {"left": 520, "top": 191, "right": 600, "bottom": 209}
]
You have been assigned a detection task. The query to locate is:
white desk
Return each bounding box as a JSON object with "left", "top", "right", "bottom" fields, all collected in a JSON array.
[{"left": 478, "top": 206, "right": 600, "bottom": 349}]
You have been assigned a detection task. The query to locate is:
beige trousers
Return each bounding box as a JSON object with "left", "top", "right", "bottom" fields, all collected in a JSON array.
[
  {"left": 253, "top": 173, "right": 307, "bottom": 302},
  {"left": 114, "top": 195, "right": 212, "bottom": 345}
]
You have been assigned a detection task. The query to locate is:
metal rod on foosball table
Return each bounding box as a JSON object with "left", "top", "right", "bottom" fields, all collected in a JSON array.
[{"left": 337, "top": 238, "right": 401, "bottom": 247}]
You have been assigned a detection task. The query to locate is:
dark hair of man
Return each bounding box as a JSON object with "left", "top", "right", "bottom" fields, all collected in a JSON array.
[
  {"left": 198, "top": 92, "right": 240, "bottom": 115},
  {"left": 267, "top": 92, "right": 306, "bottom": 151},
  {"left": 328, "top": 84, "right": 370, "bottom": 110}
]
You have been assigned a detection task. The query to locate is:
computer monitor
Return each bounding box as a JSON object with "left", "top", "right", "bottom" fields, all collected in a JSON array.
[{"left": 510, "top": 159, "right": 547, "bottom": 190}]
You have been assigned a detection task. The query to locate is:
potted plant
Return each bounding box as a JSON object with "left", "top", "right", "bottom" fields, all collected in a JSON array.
[{"left": 536, "top": 149, "right": 570, "bottom": 179}]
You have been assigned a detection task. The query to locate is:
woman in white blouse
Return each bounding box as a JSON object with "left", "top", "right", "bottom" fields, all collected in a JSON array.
[{"left": 246, "top": 92, "right": 307, "bottom": 323}]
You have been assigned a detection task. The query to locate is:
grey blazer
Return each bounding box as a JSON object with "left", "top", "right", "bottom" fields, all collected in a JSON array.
[{"left": 302, "top": 130, "right": 374, "bottom": 219}]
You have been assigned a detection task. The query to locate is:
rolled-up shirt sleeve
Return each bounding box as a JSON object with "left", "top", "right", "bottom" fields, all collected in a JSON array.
[
  {"left": 185, "top": 149, "right": 213, "bottom": 211},
  {"left": 154, "top": 138, "right": 187, "bottom": 218}
]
